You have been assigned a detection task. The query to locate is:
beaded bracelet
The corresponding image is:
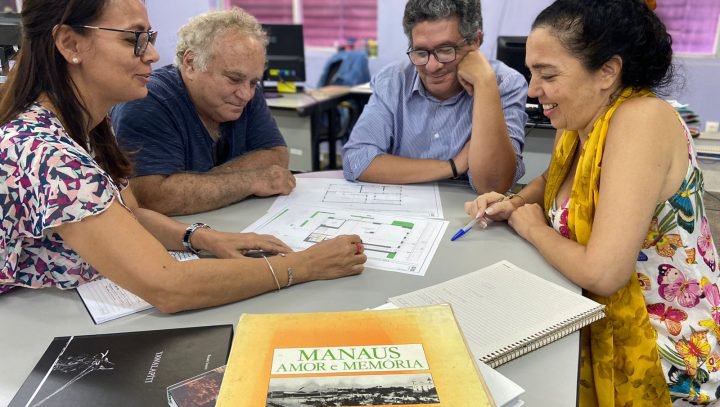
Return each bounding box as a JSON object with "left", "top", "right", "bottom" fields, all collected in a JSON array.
[
  {"left": 286, "top": 267, "right": 294, "bottom": 288},
  {"left": 276, "top": 253, "right": 294, "bottom": 288}
]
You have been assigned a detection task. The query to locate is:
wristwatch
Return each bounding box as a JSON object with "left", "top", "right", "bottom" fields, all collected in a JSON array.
[{"left": 182, "top": 223, "right": 210, "bottom": 254}]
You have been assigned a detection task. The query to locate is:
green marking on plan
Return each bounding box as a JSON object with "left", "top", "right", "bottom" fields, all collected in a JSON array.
[
  {"left": 268, "top": 208, "right": 289, "bottom": 222},
  {"left": 387, "top": 252, "right": 397, "bottom": 259},
  {"left": 391, "top": 221, "right": 414, "bottom": 229}
]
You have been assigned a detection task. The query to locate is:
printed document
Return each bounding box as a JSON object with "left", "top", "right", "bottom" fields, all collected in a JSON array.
[
  {"left": 76, "top": 251, "right": 198, "bottom": 324},
  {"left": 245, "top": 206, "right": 448, "bottom": 276},
  {"left": 269, "top": 178, "right": 444, "bottom": 219}
]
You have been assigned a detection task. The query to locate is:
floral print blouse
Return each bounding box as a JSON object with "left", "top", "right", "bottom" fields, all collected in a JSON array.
[
  {"left": 549, "top": 196, "right": 570, "bottom": 239},
  {"left": 0, "top": 103, "right": 125, "bottom": 293},
  {"left": 638, "top": 154, "right": 720, "bottom": 405}
]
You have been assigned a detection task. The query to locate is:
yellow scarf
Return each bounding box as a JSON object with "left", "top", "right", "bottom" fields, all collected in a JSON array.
[{"left": 544, "top": 87, "right": 672, "bottom": 406}]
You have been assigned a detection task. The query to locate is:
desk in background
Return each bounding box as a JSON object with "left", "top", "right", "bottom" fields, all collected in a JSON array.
[
  {"left": 696, "top": 131, "right": 720, "bottom": 192},
  {"left": 266, "top": 89, "right": 352, "bottom": 172},
  {"left": 0, "top": 173, "right": 579, "bottom": 407}
]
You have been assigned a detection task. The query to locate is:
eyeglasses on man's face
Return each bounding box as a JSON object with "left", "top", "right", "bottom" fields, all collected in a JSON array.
[
  {"left": 74, "top": 25, "right": 158, "bottom": 57},
  {"left": 406, "top": 39, "right": 469, "bottom": 66}
]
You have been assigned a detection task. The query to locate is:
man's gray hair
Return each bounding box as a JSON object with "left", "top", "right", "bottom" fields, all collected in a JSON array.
[
  {"left": 402, "top": 0, "right": 483, "bottom": 47},
  {"left": 175, "top": 7, "right": 268, "bottom": 70}
]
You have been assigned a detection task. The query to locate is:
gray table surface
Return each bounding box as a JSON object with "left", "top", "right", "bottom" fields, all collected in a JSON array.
[{"left": 0, "top": 174, "right": 579, "bottom": 406}]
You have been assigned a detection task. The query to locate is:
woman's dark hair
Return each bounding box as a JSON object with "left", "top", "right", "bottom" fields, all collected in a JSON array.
[
  {"left": 0, "top": 0, "right": 132, "bottom": 181},
  {"left": 532, "top": 0, "right": 674, "bottom": 91}
]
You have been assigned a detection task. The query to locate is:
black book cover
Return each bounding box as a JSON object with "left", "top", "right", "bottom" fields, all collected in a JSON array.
[{"left": 10, "top": 325, "right": 233, "bottom": 407}]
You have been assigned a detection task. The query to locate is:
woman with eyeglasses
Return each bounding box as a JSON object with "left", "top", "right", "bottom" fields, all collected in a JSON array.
[{"left": 0, "top": 0, "right": 366, "bottom": 311}]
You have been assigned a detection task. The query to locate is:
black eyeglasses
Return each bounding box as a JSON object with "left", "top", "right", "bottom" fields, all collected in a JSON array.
[
  {"left": 74, "top": 25, "right": 158, "bottom": 57},
  {"left": 406, "top": 39, "right": 469, "bottom": 66}
]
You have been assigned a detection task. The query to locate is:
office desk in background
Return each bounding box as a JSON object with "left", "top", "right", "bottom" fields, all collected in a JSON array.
[
  {"left": 0, "top": 173, "right": 580, "bottom": 407},
  {"left": 266, "top": 88, "right": 352, "bottom": 172}
]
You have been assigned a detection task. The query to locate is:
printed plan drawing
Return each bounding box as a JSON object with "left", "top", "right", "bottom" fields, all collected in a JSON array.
[
  {"left": 323, "top": 183, "right": 402, "bottom": 205},
  {"left": 269, "top": 178, "right": 444, "bottom": 219},
  {"left": 244, "top": 206, "right": 448, "bottom": 276}
]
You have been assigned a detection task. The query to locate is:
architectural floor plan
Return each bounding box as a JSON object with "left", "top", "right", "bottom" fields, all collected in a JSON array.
[
  {"left": 269, "top": 178, "right": 444, "bottom": 219},
  {"left": 245, "top": 206, "right": 448, "bottom": 276}
]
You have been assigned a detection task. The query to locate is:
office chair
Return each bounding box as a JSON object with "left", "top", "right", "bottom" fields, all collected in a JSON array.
[
  {"left": 316, "top": 50, "right": 371, "bottom": 169},
  {"left": 0, "top": 16, "right": 21, "bottom": 76}
]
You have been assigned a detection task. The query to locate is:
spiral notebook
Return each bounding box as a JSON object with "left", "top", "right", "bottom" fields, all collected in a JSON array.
[{"left": 389, "top": 260, "right": 605, "bottom": 368}]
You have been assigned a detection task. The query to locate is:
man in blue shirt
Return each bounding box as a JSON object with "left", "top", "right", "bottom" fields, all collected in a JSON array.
[
  {"left": 112, "top": 9, "right": 294, "bottom": 216},
  {"left": 342, "top": 0, "right": 528, "bottom": 193}
]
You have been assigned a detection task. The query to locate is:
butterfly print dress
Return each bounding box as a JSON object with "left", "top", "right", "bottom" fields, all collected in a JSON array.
[
  {"left": 637, "top": 150, "right": 720, "bottom": 405},
  {"left": 550, "top": 124, "right": 720, "bottom": 405}
]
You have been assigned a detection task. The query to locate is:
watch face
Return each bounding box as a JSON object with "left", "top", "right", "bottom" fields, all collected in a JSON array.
[{"left": 183, "top": 223, "right": 208, "bottom": 253}]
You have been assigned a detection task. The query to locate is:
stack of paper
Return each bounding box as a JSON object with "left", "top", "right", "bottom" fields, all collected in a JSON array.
[
  {"left": 668, "top": 100, "right": 701, "bottom": 137},
  {"left": 477, "top": 362, "right": 525, "bottom": 407},
  {"left": 696, "top": 131, "right": 720, "bottom": 159}
]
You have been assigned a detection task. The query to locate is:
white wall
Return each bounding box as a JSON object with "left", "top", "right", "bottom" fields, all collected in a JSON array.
[
  {"left": 371, "top": 0, "right": 553, "bottom": 72},
  {"left": 146, "top": 0, "right": 213, "bottom": 68},
  {"left": 371, "top": 0, "right": 719, "bottom": 126},
  {"left": 144, "top": 0, "right": 553, "bottom": 87},
  {"left": 146, "top": 0, "right": 718, "bottom": 124},
  {"left": 669, "top": 58, "right": 720, "bottom": 127}
]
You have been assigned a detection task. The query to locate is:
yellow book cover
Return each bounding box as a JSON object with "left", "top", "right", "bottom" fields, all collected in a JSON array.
[{"left": 216, "top": 304, "right": 494, "bottom": 407}]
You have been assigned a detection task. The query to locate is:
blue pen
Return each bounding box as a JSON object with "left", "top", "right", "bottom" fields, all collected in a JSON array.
[
  {"left": 450, "top": 215, "right": 484, "bottom": 241},
  {"left": 451, "top": 196, "right": 506, "bottom": 241}
]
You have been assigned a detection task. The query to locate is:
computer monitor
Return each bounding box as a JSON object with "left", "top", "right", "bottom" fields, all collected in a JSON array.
[
  {"left": 496, "top": 36, "right": 537, "bottom": 106},
  {"left": 262, "top": 24, "right": 306, "bottom": 85}
]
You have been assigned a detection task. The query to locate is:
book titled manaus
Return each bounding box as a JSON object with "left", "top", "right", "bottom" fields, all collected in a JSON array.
[
  {"left": 216, "top": 304, "right": 494, "bottom": 407},
  {"left": 9, "top": 325, "right": 233, "bottom": 407}
]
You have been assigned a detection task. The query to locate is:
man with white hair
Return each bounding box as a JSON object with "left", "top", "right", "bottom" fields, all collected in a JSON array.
[{"left": 112, "top": 8, "right": 294, "bottom": 216}]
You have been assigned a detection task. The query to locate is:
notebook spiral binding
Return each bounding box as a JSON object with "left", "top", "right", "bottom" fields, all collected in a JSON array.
[{"left": 482, "top": 306, "right": 606, "bottom": 368}]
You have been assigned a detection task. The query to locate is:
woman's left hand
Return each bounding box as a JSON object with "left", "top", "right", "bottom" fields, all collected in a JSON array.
[
  {"left": 198, "top": 230, "right": 292, "bottom": 259},
  {"left": 507, "top": 203, "right": 548, "bottom": 241}
]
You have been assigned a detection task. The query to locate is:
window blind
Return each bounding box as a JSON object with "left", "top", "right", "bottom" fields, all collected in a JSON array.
[
  {"left": 227, "top": 0, "right": 294, "bottom": 24},
  {"left": 228, "top": 0, "right": 377, "bottom": 48},
  {"left": 302, "top": 0, "right": 377, "bottom": 47},
  {"left": 656, "top": 0, "right": 720, "bottom": 55}
]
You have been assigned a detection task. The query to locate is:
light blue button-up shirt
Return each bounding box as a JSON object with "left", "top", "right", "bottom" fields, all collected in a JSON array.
[{"left": 342, "top": 58, "right": 528, "bottom": 188}]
